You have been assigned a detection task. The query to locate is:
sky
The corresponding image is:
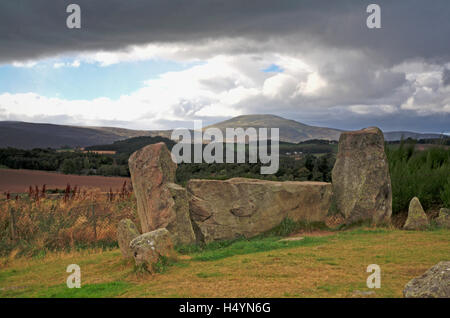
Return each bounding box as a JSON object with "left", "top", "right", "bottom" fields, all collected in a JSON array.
[{"left": 0, "top": 0, "right": 449, "bottom": 133}]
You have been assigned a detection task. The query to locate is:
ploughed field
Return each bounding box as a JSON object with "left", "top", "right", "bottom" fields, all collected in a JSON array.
[
  {"left": 0, "top": 168, "right": 130, "bottom": 193},
  {"left": 0, "top": 228, "right": 448, "bottom": 298}
]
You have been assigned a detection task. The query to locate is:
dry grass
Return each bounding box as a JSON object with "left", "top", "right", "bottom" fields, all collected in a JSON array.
[
  {"left": 0, "top": 185, "right": 138, "bottom": 257},
  {"left": 1, "top": 228, "right": 448, "bottom": 298}
]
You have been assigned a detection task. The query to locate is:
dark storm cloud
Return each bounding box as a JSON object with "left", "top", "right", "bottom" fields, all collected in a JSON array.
[
  {"left": 1, "top": 0, "right": 450, "bottom": 64},
  {"left": 443, "top": 68, "right": 450, "bottom": 86}
]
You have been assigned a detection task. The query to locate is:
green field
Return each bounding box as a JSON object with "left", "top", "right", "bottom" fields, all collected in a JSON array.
[{"left": 1, "top": 228, "right": 448, "bottom": 298}]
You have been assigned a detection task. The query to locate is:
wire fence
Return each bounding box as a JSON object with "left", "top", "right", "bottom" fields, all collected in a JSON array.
[{"left": 0, "top": 192, "right": 138, "bottom": 257}]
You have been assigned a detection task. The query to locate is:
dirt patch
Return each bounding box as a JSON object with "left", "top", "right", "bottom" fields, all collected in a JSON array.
[{"left": 288, "top": 230, "right": 335, "bottom": 238}]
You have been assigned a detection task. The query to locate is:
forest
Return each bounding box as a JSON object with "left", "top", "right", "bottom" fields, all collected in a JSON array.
[{"left": 0, "top": 136, "right": 448, "bottom": 214}]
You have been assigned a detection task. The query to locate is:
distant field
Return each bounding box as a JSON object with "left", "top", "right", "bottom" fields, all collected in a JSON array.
[{"left": 0, "top": 169, "right": 130, "bottom": 193}]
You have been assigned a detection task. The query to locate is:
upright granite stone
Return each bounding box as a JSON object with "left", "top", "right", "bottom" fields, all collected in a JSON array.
[
  {"left": 187, "top": 178, "right": 332, "bottom": 243},
  {"left": 117, "top": 218, "right": 140, "bottom": 259},
  {"left": 403, "top": 197, "right": 428, "bottom": 230},
  {"left": 332, "top": 127, "right": 392, "bottom": 224},
  {"left": 166, "top": 183, "right": 196, "bottom": 245},
  {"left": 436, "top": 208, "right": 450, "bottom": 229},
  {"left": 403, "top": 261, "right": 450, "bottom": 298},
  {"left": 129, "top": 142, "right": 195, "bottom": 245},
  {"left": 129, "top": 228, "right": 175, "bottom": 270}
]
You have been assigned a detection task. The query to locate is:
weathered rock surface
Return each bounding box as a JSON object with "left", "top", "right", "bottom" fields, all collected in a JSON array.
[
  {"left": 129, "top": 142, "right": 195, "bottom": 245},
  {"left": 403, "top": 261, "right": 450, "bottom": 298},
  {"left": 403, "top": 197, "right": 429, "bottom": 230},
  {"left": 332, "top": 127, "right": 392, "bottom": 225},
  {"left": 117, "top": 219, "right": 140, "bottom": 259},
  {"left": 187, "top": 178, "right": 332, "bottom": 243},
  {"left": 436, "top": 208, "right": 450, "bottom": 228},
  {"left": 129, "top": 228, "right": 175, "bottom": 269},
  {"left": 166, "top": 183, "right": 196, "bottom": 245}
]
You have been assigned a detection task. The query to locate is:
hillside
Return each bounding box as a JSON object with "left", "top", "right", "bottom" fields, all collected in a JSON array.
[
  {"left": 0, "top": 121, "right": 155, "bottom": 149},
  {"left": 85, "top": 136, "right": 176, "bottom": 155},
  {"left": 88, "top": 126, "right": 172, "bottom": 140},
  {"left": 206, "top": 115, "right": 445, "bottom": 143},
  {"left": 205, "top": 114, "right": 343, "bottom": 143},
  {"left": 0, "top": 116, "right": 445, "bottom": 149}
]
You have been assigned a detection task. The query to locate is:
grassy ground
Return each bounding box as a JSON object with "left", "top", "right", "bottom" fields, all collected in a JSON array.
[{"left": 0, "top": 228, "right": 448, "bottom": 298}]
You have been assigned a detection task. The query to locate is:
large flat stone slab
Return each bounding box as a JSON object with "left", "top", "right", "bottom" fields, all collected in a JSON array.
[{"left": 187, "top": 178, "right": 332, "bottom": 243}]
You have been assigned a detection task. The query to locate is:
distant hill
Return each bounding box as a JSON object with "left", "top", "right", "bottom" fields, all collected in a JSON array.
[
  {"left": 87, "top": 126, "right": 172, "bottom": 140},
  {"left": 0, "top": 121, "right": 167, "bottom": 149},
  {"left": 85, "top": 136, "right": 176, "bottom": 156},
  {"left": 382, "top": 131, "right": 444, "bottom": 141},
  {"left": 0, "top": 121, "right": 118, "bottom": 149},
  {"left": 205, "top": 114, "right": 343, "bottom": 143},
  {"left": 207, "top": 115, "right": 445, "bottom": 143},
  {"left": 0, "top": 116, "right": 445, "bottom": 149}
]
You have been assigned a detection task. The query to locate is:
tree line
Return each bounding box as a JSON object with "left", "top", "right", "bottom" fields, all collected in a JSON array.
[{"left": 0, "top": 148, "right": 129, "bottom": 177}]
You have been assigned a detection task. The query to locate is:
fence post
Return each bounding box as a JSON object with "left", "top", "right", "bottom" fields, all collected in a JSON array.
[
  {"left": 9, "top": 206, "right": 17, "bottom": 243},
  {"left": 92, "top": 203, "right": 97, "bottom": 241}
]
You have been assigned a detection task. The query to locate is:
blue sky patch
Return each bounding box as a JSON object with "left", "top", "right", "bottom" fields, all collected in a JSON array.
[
  {"left": 0, "top": 59, "right": 197, "bottom": 100},
  {"left": 262, "top": 64, "right": 284, "bottom": 73}
]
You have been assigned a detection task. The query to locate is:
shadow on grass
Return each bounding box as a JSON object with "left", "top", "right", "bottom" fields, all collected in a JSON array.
[
  {"left": 35, "top": 281, "right": 132, "bottom": 298},
  {"left": 176, "top": 219, "right": 333, "bottom": 262}
]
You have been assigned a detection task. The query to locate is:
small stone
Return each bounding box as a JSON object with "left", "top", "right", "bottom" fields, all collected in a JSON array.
[
  {"left": 278, "top": 237, "right": 304, "bottom": 242},
  {"left": 116, "top": 219, "right": 140, "bottom": 259},
  {"left": 403, "top": 197, "right": 429, "bottom": 230},
  {"left": 435, "top": 208, "right": 450, "bottom": 228},
  {"left": 352, "top": 290, "right": 376, "bottom": 297},
  {"left": 130, "top": 228, "right": 175, "bottom": 270}
]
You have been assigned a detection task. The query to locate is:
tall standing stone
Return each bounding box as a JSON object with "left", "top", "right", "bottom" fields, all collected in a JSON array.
[
  {"left": 129, "top": 142, "right": 195, "bottom": 245},
  {"left": 332, "top": 127, "right": 392, "bottom": 224},
  {"left": 166, "top": 182, "right": 196, "bottom": 245}
]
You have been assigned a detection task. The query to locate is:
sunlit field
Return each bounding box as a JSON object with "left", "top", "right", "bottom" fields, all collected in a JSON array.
[{"left": 1, "top": 228, "right": 448, "bottom": 298}]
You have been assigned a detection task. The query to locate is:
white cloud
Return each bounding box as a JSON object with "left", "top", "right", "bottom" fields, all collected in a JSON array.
[
  {"left": 53, "top": 60, "right": 81, "bottom": 69},
  {"left": 53, "top": 62, "right": 65, "bottom": 69},
  {"left": 1, "top": 45, "right": 449, "bottom": 130},
  {"left": 263, "top": 73, "right": 298, "bottom": 98},
  {"left": 12, "top": 60, "right": 37, "bottom": 68},
  {"left": 296, "top": 72, "right": 327, "bottom": 96}
]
